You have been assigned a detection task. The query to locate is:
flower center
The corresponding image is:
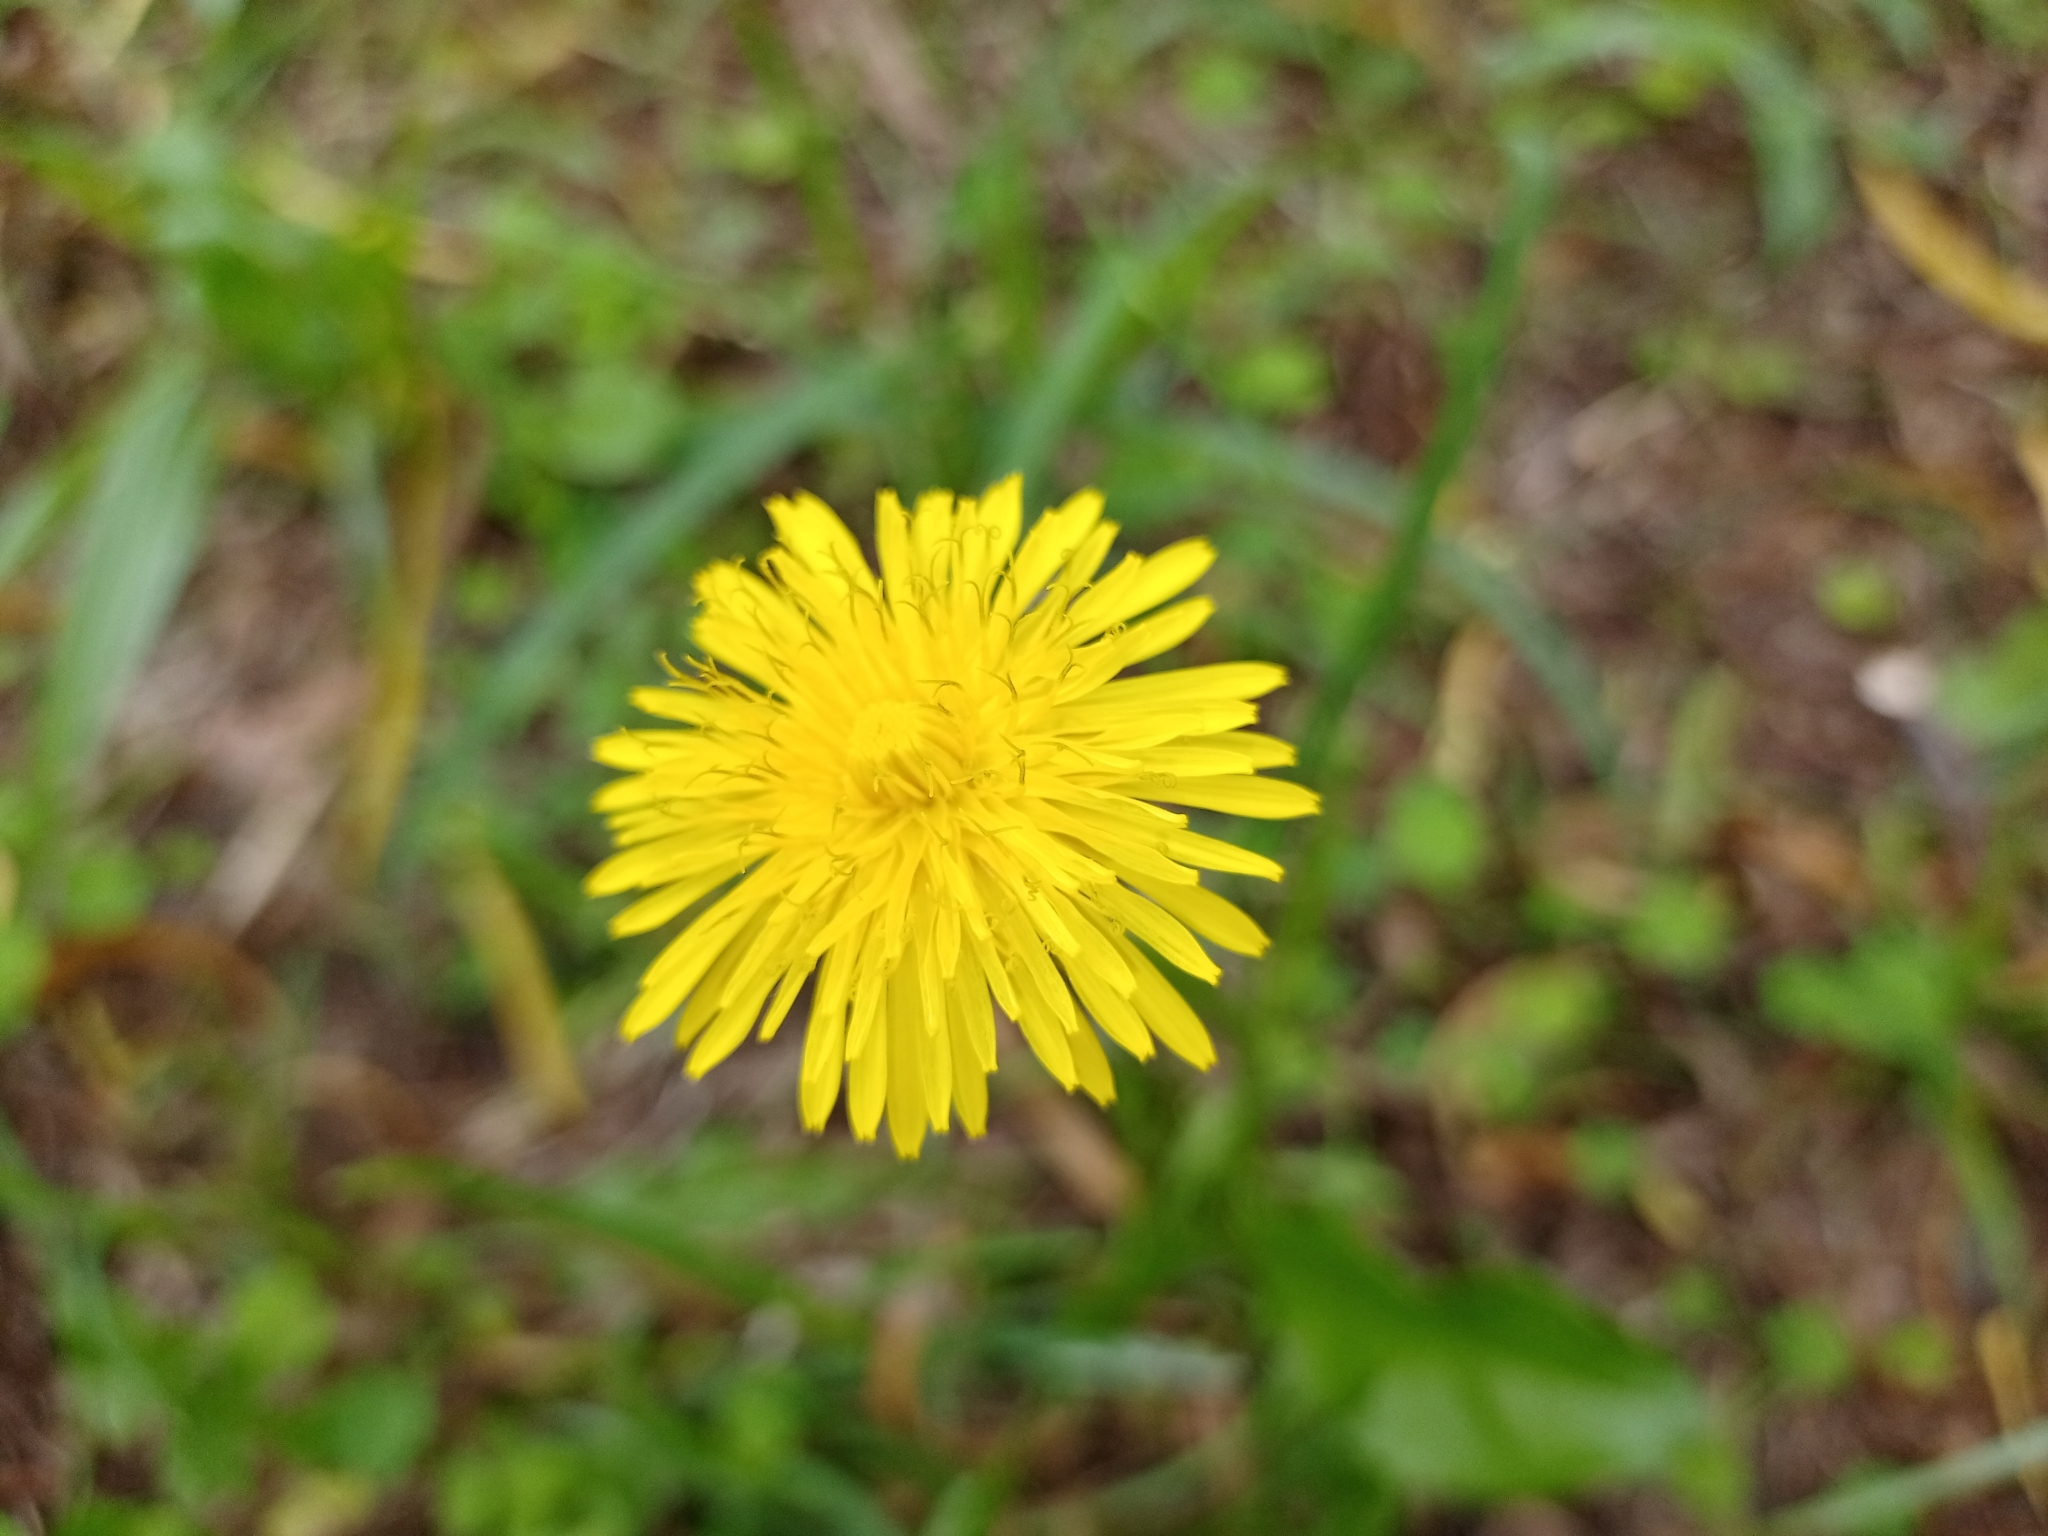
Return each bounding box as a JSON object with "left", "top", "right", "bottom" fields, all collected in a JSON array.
[{"left": 847, "top": 698, "right": 966, "bottom": 811}]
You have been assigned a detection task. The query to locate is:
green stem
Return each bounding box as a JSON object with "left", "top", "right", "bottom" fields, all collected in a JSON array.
[
  {"left": 1767, "top": 1415, "right": 2048, "bottom": 1535},
  {"left": 1238, "top": 133, "right": 1560, "bottom": 1149},
  {"left": 731, "top": 2, "right": 872, "bottom": 317},
  {"left": 1296, "top": 134, "right": 1559, "bottom": 789}
]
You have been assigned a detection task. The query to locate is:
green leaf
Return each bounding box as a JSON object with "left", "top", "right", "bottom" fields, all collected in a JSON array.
[
  {"left": 284, "top": 1367, "right": 438, "bottom": 1483},
  {"left": 436, "top": 1410, "right": 699, "bottom": 1536},
  {"left": 52, "top": 1502, "right": 203, "bottom": 1536},
  {"left": 1655, "top": 668, "right": 1742, "bottom": 860},
  {"left": 1490, "top": 10, "right": 1838, "bottom": 260},
  {"left": 1874, "top": 1317, "right": 1953, "bottom": 1393},
  {"left": 0, "top": 921, "right": 49, "bottom": 1043},
  {"left": 1216, "top": 337, "right": 1330, "bottom": 418},
  {"left": 919, "top": 1471, "right": 1008, "bottom": 1536},
  {"left": 37, "top": 354, "right": 216, "bottom": 797},
  {"left": 1727, "top": 44, "right": 1840, "bottom": 262},
  {"left": 1853, "top": 0, "right": 1935, "bottom": 58},
  {"left": 1143, "top": 414, "right": 1618, "bottom": 780},
  {"left": 349, "top": 1152, "right": 831, "bottom": 1319},
  {"left": 60, "top": 843, "right": 154, "bottom": 936},
  {"left": 1815, "top": 557, "right": 1901, "bottom": 634},
  {"left": 988, "top": 178, "right": 1266, "bottom": 497},
  {"left": 1764, "top": 1302, "right": 1856, "bottom": 1398},
  {"left": 1623, "top": 875, "right": 1733, "bottom": 980},
  {"left": 0, "top": 443, "right": 92, "bottom": 587},
  {"left": 1941, "top": 605, "right": 2048, "bottom": 750},
  {"left": 1568, "top": 1120, "right": 1642, "bottom": 1201},
  {"left": 1259, "top": 1208, "right": 1709, "bottom": 1500},
  {"left": 1769, "top": 1416, "right": 2048, "bottom": 1536},
  {"left": 445, "top": 356, "right": 888, "bottom": 768},
  {"left": 226, "top": 1260, "right": 337, "bottom": 1382},
  {"left": 1427, "top": 953, "right": 1613, "bottom": 1120},
  {"left": 1760, "top": 928, "right": 1970, "bottom": 1077},
  {"left": 1383, "top": 773, "right": 1487, "bottom": 898},
  {"left": 1966, "top": 0, "right": 2048, "bottom": 51}
]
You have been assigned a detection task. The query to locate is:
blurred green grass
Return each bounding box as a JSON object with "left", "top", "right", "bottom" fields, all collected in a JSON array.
[{"left": 1, "top": 0, "right": 2048, "bottom": 1533}]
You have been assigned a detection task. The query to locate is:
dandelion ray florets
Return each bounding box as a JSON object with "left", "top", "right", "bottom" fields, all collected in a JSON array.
[{"left": 587, "top": 475, "right": 1317, "bottom": 1157}]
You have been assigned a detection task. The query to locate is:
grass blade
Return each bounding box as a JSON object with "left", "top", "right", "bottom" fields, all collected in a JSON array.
[
  {"left": 36, "top": 352, "right": 215, "bottom": 798},
  {"left": 451, "top": 355, "right": 890, "bottom": 762},
  {"left": 0, "top": 443, "right": 92, "bottom": 589},
  {"left": 1768, "top": 1415, "right": 2048, "bottom": 1535},
  {"left": 444, "top": 839, "right": 587, "bottom": 1126},
  {"left": 1489, "top": 10, "right": 1836, "bottom": 261},
  {"left": 1298, "top": 133, "right": 1559, "bottom": 787},
  {"left": 1163, "top": 415, "right": 1617, "bottom": 781},
  {"left": 987, "top": 179, "right": 1265, "bottom": 499},
  {"left": 1853, "top": 160, "right": 2048, "bottom": 345},
  {"left": 355, "top": 1155, "right": 826, "bottom": 1321},
  {"left": 334, "top": 396, "right": 471, "bottom": 882}
]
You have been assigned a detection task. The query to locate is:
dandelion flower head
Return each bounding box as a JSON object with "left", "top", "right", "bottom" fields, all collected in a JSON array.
[{"left": 587, "top": 475, "right": 1318, "bottom": 1157}]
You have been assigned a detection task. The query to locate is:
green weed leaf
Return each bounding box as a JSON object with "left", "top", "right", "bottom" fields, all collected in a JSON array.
[
  {"left": 37, "top": 354, "right": 216, "bottom": 798},
  {"left": 1760, "top": 928, "right": 1971, "bottom": 1078},
  {"left": 1384, "top": 773, "right": 1487, "bottom": 898},
  {"left": 1260, "top": 1208, "right": 1709, "bottom": 1500},
  {"left": 284, "top": 1368, "right": 438, "bottom": 1483}
]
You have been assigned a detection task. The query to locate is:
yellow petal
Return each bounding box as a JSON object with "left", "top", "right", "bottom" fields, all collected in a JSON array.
[
  {"left": 800, "top": 1000, "right": 846, "bottom": 1130},
  {"left": 1090, "top": 661, "right": 1288, "bottom": 709},
  {"left": 1128, "top": 873, "right": 1269, "bottom": 957},
  {"left": 766, "top": 491, "right": 876, "bottom": 591},
  {"left": 605, "top": 862, "right": 745, "bottom": 938},
  {"left": 1114, "top": 933, "right": 1217, "bottom": 1070},
  {"left": 848, "top": 1019, "right": 888, "bottom": 1141},
  {"left": 1067, "top": 538, "right": 1216, "bottom": 635},
  {"left": 1069, "top": 1024, "right": 1117, "bottom": 1107},
  {"left": 1123, "top": 774, "right": 1321, "bottom": 819},
  {"left": 1002, "top": 489, "right": 1106, "bottom": 615},
  {"left": 1161, "top": 825, "right": 1285, "bottom": 882},
  {"left": 885, "top": 968, "right": 931, "bottom": 1158},
  {"left": 1091, "top": 882, "right": 1220, "bottom": 983},
  {"left": 628, "top": 686, "right": 718, "bottom": 724}
]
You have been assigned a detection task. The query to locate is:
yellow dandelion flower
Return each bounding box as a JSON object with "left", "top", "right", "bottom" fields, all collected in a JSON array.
[{"left": 586, "top": 474, "right": 1318, "bottom": 1157}]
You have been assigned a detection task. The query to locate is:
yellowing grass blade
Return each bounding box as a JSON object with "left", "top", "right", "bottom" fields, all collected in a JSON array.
[
  {"left": 2018, "top": 417, "right": 2048, "bottom": 542},
  {"left": 1854, "top": 161, "right": 2048, "bottom": 346},
  {"left": 335, "top": 396, "right": 479, "bottom": 882},
  {"left": 446, "top": 842, "right": 587, "bottom": 1128},
  {"left": 1976, "top": 1310, "right": 2048, "bottom": 1516}
]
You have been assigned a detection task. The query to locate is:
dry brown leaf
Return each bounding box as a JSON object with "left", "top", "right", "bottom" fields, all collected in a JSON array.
[
  {"left": 1012, "top": 1089, "right": 1140, "bottom": 1222},
  {"left": 334, "top": 398, "right": 487, "bottom": 881},
  {"left": 465, "top": 1332, "right": 594, "bottom": 1395},
  {"left": 2019, "top": 417, "right": 2048, "bottom": 543},
  {"left": 863, "top": 1279, "right": 949, "bottom": 1435},
  {"left": 1631, "top": 1165, "right": 1709, "bottom": 1251},
  {"left": 1732, "top": 813, "right": 1871, "bottom": 913},
  {"left": 53, "top": 992, "right": 133, "bottom": 1108},
  {"left": 1855, "top": 161, "right": 2048, "bottom": 347},
  {"left": 1277, "top": 0, "right": 1452, "bottom": 72},
  {"left": 1531, "top": 795, "right": 1639, "bottom": 918},
  {"left": 1429, "top": 622, "right": 1509, "bottom": 796},
  {"left": 43, "top": 920, "right": 286, "bottom": 1027},
  {"left": 785, "top": 0, "right": 950, "bottom": 165},
  {"left": 1460, "top": 1127, "right": 1571, "bottom": 1209},
  {"left": 260, "top": 1472, "right": 376, "bottom": 1536},
  {"left": 1975, "top": 1309, "right": 2048, "bottom": 1515},
  {"left": 295, "top": 1053, "right": 437, "bottom": 1152},
  {"left": 0, "top": 586, "right": 52, "bottom": 635}
]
